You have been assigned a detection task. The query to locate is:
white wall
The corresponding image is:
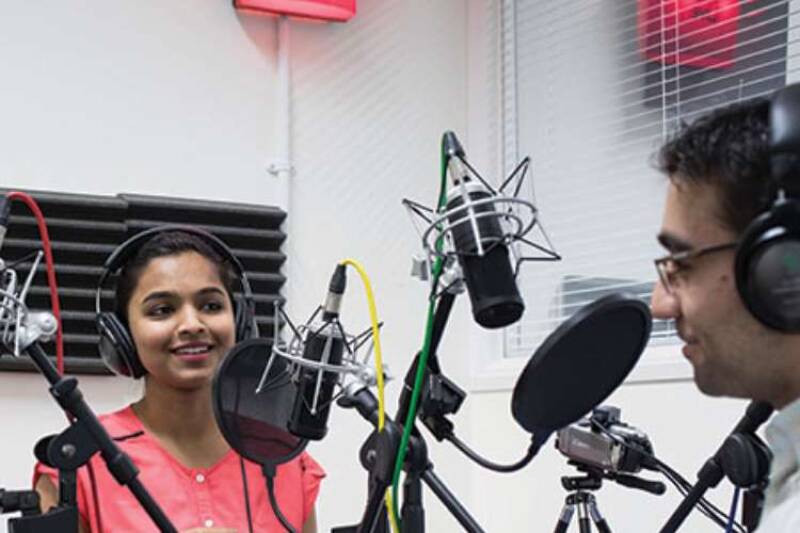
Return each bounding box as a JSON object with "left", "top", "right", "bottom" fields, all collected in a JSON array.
[
  {"left": 0, "top": 1, "right": 766, "bottom": 533},
  {"left": 0, "top": 1, "right": 471, "bottom": 532}
]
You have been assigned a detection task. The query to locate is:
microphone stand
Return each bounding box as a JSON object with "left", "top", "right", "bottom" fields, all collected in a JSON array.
[
  {"left": 15, "top": 341, "right": 177, "bottom": 533},
  {"left": 336, "top": 385, "right": 484, "bottom": 533},
  {"left": 660, "top": 401, "right": 773, "bottom": 533},
  {"left": 336, "top": 291, "right": 484, "bottom": 533}
]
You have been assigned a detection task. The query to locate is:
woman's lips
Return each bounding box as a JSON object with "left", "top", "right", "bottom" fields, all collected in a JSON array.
[{"left": 172, "top": 344, "right": 213, "bottom": 362}]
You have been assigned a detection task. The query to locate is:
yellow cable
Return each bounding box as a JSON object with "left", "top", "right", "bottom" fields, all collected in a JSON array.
[{"left": 340, "top": 259, "right": 397, "bottom": 533}]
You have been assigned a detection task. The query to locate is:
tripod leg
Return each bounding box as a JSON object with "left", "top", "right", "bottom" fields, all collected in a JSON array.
[
  {"left": 554, "top": 495, "right": 575, "bottom": 533},
  {"left": 587, "top": 496, "right": 611, "bottom": 533},
  {"left": 577, "top": 497, "right": 591, "bottom": 533}
]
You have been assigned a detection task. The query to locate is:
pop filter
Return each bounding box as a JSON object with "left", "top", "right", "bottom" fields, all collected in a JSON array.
[
  {"left": 212, "top": 338, "right": 307, "bottom": 466},
  {"left": 512, "top": 293, "right": 651, "bottom": 434}
]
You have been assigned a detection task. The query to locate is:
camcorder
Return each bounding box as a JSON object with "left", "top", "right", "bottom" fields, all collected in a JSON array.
[{"left": 556, "top": 405, "right": 654, "bottom": 474}]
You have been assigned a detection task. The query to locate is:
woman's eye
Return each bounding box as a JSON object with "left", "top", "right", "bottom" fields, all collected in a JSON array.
[
  {"left": 202, "top": 300, "right": 225, "bottom": 312},
  {"left": 147, "top": 304, "right": 173, "bottom": 317}
]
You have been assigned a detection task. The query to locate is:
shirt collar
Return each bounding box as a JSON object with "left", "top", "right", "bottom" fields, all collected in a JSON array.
[{"left": 766, "top": 397, "right": 800, "bottom": 487}]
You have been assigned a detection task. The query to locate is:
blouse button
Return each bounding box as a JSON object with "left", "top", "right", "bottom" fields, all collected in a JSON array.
[
  {"left": 195, "top": 473, "right": 206, "bottom": 483},
  {"left": 204, "top": 519, "right": 214, "bottom": 528}
]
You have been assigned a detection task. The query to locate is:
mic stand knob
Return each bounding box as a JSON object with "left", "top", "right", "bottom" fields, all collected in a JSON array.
[
  {"left": 1, "top": 490, "right": 41, "bottom": 516},
  {"left": 2, "top": 486, "right": 78, "bottom": 533}
]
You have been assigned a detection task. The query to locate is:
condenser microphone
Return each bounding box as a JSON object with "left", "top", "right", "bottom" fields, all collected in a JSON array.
[
  {"left": 443, "top": 131, "right": 524, "bottom": 328},
  {"left": 287, "top": 264, "right": 347, "bottom": 440}
]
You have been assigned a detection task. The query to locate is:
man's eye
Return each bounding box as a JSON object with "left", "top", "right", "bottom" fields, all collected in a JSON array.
[
  {"left": 670, "top": 261, "right": 692, "bottom": 279},
  {"left": 673, "top": 259, "right": 690, "bottom": 271}
]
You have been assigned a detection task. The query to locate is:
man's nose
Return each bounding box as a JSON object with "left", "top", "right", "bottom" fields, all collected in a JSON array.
[{"left": 650, "top": 279, "right": 679, "bottom": 320}]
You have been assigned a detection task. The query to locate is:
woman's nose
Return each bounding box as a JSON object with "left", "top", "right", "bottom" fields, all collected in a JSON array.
[{"left": 177, "top": 307, "right": 207, "bottom": 335}]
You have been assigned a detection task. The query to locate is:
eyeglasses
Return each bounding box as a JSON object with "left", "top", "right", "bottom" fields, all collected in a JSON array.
[{"left": 654, "top": 241, "right": 738, "bottom": 295}]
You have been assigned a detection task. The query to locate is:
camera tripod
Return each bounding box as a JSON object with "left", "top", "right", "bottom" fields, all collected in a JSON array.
[
  {"left": 553, "top": 474, "right": 611, "bottom": 533},
  {"left": 553, "top": 463, "right": 666, "bottom": 533}
]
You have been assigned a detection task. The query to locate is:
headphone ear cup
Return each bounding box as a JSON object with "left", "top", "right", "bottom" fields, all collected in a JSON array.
[
  {"left": 735, "top": 201, "right": 800, "bottom": 332},
  {"left": 96, "top": 312, "right": 145, "bottom": 379},
  {"left": 720, "top": 433, "right": 773, "bottom": 488},
  {"left": 233, "top": 295, "right": 258, "bottom": 341}
]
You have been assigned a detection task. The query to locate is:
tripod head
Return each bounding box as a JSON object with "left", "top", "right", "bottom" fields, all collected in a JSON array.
[{"left": 562, "top": 462, "right": 666, "bottom": 496}]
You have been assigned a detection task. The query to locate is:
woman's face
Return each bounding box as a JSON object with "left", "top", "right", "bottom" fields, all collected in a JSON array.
[{"left": 126, "top": 251, "right": 236, "bottom": 390}]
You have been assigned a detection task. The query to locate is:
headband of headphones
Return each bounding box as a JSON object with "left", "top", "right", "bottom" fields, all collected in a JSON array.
[{"left": 95, "top": 224, "right": 255, "bottom": 316}]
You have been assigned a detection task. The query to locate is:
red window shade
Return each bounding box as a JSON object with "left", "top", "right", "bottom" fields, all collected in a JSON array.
[
  {"left": 234, "top": 0, "right": 356, "bottom": 22},
  {"left": 638, "top": 0, "right": 740, "bottom": 69}
]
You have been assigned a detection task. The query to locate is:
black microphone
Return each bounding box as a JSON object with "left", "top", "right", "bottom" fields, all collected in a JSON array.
[
  {"left": 443, "top": 131, "right": 524, "bottom": 328},
  {"left": 287, "top": 264, "right": 347, "bottom": 440}
]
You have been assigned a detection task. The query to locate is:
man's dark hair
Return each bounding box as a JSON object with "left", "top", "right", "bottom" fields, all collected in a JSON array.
[
  {"left": 657, "top": 98, "right": 776, "bottom": 235},
  {"left": 113, "top": 230, "right": 237, "bottom": 320}
]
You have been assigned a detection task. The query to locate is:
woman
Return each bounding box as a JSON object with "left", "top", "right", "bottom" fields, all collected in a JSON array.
[{"left": 34, "top": 228, "right": 324, "bottom": 532}]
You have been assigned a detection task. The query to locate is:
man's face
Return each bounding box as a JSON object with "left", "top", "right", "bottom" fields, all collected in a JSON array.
[{"left": 651, "top": 181, "right": 781, "bottom": 400}]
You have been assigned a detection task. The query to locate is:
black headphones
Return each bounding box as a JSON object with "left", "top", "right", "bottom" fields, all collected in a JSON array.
[
  {"left": 95, "top": 225, "right": 258, "bottom": 378},
  {"left": 735, "top": 83, "right": 800, "bottom": 331}
]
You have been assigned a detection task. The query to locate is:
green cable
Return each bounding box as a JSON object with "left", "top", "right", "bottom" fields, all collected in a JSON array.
[{"left": 390, "top": 138, "right": 450, "bottom": 527}]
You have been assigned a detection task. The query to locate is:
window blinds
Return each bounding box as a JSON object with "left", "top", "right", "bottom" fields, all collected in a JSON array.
[{"left": 503, "top": 0, "right": 792, "bottom": 359}]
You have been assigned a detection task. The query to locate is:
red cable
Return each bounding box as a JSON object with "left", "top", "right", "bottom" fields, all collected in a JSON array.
[
  {"left": 6, "top": 191, "right": 65, "bottom": 375},
  {"left": 7, "top": 192, "right": 105, "bottom": 531}
]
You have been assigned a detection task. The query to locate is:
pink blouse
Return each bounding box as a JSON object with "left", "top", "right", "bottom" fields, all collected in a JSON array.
[{"left": 34, "top": 406, "right": 324, "bottom": 532}]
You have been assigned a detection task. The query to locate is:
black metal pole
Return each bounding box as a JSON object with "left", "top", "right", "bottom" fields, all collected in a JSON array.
[
  {"left": 395, "top": 292, "right": 455, "bottom": 426},
  {"left": 420, "top": 468, "right": 484, "bottom": 533},
  {"left": 25, "top": 342, "right": 177, "bottom": 533},
  {"left": 660, "top": 401, "right": 773, "bottom": 533},
  {"left": 401, "top": 474, "right": 425, "bottom": 533}
]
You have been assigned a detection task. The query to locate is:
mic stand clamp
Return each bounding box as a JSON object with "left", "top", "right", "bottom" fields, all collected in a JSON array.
[
  {"left": 0, "top": 491, "right": 41, "bottom": 517},
  {"left": 5, "top": 488, "right": 77, "bottom": 533},
  {"left": 418, "top": 371, "right": 466, "bottom": 442},
  {"left": 1, "top": 488, "right": 77, "bottom": 533}
]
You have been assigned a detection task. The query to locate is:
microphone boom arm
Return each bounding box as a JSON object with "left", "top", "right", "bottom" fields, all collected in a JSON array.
[{"left": 19, "top": 341, "right": 178, "bottom": 533}]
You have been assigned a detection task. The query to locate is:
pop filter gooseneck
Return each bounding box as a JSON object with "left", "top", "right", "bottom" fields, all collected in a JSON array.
[
  {"left": 512, "top": 293, "right": 652, "bottom": 435},
  {"left": 212, "top": 338, "right": 308, "bottom": 533}
]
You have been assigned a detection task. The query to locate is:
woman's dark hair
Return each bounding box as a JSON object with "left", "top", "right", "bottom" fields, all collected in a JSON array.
[
  {"left": 657, "top": 98, "right": 775, "bottom": 235},
  {"left": 113, "top": 230, "right": 237, "bottom": 320}
]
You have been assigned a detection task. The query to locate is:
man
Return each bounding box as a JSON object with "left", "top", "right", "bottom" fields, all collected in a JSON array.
[{"left": 651, "top": 94, "right": 800, "bottom": 530}]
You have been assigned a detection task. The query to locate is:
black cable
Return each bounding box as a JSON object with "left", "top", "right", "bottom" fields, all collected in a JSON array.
[
  {"left": 262, "top": 464, "right": 296, "bottom": 533},
  {"left": 590, "top": 420, "right": 745, "bottom": 532},
  {"left": 86, "top": 460, "right": 104, "bottom": 533},
  {"left": 445, "top": 432, "right": 539, "bottom": 473},
  {"left": 591, "top": 421, "right": 736, "bottom": 529},
  {"left": 240, "top": 457, "right": 254, "bottom": 533},
  {"left": 655, "top": 462, "right": 738, "bottom": 531}
]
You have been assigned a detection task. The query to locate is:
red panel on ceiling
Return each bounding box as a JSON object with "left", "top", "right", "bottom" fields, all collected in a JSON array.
[
  {"left": 638, "top": 0, "right": 740, "bottom": 69},
  {"left": 234, "top": 0, "right": 356, "bottom": 22}
]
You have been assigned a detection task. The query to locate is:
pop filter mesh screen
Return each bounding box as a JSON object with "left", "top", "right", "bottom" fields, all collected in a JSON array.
[
  {"left": 213, "top": 338, "right": 306, "bottom": 466},
  {"left": 512, "top": 294, "right": 651, "bottom": 433}
]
